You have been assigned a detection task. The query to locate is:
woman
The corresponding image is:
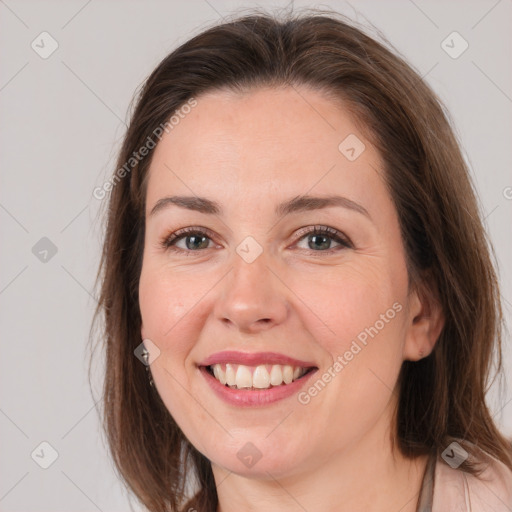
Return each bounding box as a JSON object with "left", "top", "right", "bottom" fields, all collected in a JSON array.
[{"left": 91, "top": 8, "right": 512, "bottom": 512}]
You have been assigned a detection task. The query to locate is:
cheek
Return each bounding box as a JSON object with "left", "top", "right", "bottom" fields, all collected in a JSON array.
[
  {"left": 287, "top": 261, "right": 404, "bottom": 353},
  {"left": 140, "top": 246, "right": 215, "bottom": 326},
  {"left": 138, "top": 263, "right": 205, "bottom": 367},
  {"left": 289, "top": 261, "right": 407, "bottom": 408},
  {"left": 138, "top": 265, "right": 212, "bottom": 438},
  {"left": 295, "top": 270, "right": 406, "bottom": 442}
]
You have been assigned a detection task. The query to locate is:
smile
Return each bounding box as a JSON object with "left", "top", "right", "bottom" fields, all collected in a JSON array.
[{"left": 206, "top": 363, "right": 315, "bottom": 390}]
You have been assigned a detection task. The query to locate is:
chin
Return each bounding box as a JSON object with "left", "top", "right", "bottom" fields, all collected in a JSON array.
[{"left": 206, "top": 437, "right": 308, "bottom": 479}]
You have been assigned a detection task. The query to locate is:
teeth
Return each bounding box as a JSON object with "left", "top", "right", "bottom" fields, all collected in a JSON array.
[
  {"left": 282, "top": 365, "right": 293, "bottom": 384},
  {"left": 225, "top": 363, "right": 236, "bottom": 386},
  {"left": 252, "top": 365, "right": 270, "bottom": 389},
  {"left": 209, "top": 363, "right": 309, "bottom": 390},
  {"left": 269, "top": 365, "right": 283, "bottom": 386},
  {"left": 235, "top": 365, "right": 252, "bottom": 389},
  {"left": 213, "top": 364, "right": 226, "bottom": 385}
]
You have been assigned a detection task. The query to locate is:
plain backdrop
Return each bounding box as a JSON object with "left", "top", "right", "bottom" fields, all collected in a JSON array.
[{"left": 1, "top": 1, "right": 511, "bottom": 510}]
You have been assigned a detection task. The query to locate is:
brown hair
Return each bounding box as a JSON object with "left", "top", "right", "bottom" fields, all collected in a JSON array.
[{"left": 89, "top": 7, "right": 512, "bottom": 512}]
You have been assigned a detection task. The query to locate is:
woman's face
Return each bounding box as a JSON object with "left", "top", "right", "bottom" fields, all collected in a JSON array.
[{"left": 139, "top": 85, "right": 434, "bottom": 478}]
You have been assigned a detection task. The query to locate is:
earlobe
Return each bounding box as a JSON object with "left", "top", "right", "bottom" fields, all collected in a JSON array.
[{"left": 403, "top": 284, "right": 445, "bottom": 362}]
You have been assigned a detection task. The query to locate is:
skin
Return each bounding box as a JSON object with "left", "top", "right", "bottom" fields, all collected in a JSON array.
[{"left": 139, "top": 85, "right": 444, "bottom": 512}]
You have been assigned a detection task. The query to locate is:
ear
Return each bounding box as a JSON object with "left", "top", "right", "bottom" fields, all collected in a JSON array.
[
  {"left": 403, "top": 279, "right": 445, "bottom": 361},
  {"left": 141, "top": 322, "right": 146, "bottom": 341}
]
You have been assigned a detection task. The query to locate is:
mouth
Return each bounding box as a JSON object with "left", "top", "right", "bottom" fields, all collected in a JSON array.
[
  {"left": 202, "top": 363, "right": 317, "bottom": 390},
  {"left": 198, "top": 351, "right": 319, "bottom": 405}
]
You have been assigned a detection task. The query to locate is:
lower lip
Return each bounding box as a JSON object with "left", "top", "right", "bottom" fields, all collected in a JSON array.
[{"left": 199, "top": 366, "right": 318, "bottom": 407}]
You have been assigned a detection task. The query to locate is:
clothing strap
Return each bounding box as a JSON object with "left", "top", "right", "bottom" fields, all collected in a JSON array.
[{"left": 416, "top": 452, "right": 436, "bottom": 512}]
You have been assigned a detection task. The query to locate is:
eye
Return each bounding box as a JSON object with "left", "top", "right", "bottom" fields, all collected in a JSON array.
[
  {"left": 293, "top": 225, "right": 352, "bottom": 253},
  {"left": 159, "top": 225, "right": 353, "bottom": 256},
  {"left": 160, "top": 226, "right": 216, "bottom": 254}
]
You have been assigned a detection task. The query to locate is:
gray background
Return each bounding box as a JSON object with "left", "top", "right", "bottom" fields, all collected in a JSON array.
[{"left": 1, "top": 0, "right": 511, "bottom": 510}]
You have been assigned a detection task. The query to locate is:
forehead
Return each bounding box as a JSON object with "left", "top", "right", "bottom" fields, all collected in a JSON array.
[{"left": 145, "top": 85, "right": 386, "bottom": 213}]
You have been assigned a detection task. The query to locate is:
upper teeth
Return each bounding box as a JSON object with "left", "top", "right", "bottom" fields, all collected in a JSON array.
[{"left": 210, "top": 363, "right": 308, "bottom": 389}]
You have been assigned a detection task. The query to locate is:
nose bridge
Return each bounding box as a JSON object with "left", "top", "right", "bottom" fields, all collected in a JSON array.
[
  {"left": 214, "top": 239, "right": 288, "bottom": 331},
  {"left": 232, "top": 239, "right": 272, "bottom": 291}
]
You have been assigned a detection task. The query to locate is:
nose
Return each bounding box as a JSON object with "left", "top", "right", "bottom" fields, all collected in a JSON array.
[{"left": 213, "top": 249, "right": 289, "bottom": 333}]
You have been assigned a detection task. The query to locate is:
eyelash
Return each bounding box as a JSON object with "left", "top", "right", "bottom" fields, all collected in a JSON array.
[{"left": 159, "top": 225, "right": 353, "bottom": 256}]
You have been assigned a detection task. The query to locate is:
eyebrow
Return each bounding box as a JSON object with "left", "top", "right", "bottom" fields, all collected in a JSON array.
[{"left": 149, "top": 194, "right": 371, "bottom": 219}]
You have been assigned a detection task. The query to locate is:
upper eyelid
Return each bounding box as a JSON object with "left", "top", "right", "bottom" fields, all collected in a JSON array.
[{"left": 166, "top": 226, "right": 216, "bottom": 241}]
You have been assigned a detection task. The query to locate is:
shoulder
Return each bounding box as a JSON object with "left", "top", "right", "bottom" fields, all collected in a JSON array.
[{"left": 432, "top": 443, "right": 512, "bottom": 511}]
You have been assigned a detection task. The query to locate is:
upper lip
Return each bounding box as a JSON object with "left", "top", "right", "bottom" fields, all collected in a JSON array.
[{"left": 199, "top": 351, "right": 317, "bottom": 368}]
